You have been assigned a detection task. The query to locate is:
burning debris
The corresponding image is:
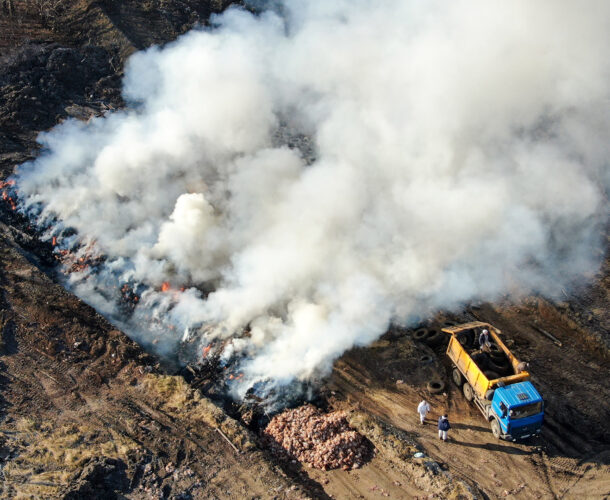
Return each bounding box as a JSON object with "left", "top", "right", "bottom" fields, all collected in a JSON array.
[
  {"left": 55, "top": 241, "right": 104, "bottom": 274},
  {"left": 1, "top": 180, "right": 17, "bottom": 211},
  {"left": 263, "top": 404, "right": 373, "bottom": 471}
]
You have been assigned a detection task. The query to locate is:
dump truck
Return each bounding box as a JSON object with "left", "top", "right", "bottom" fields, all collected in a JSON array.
[{"left": 443, "top": 321, "right": 544, "bottom": 440}]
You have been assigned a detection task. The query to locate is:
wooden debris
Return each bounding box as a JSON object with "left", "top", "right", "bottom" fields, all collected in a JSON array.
[
  {"left": 530, "top": 323, "right": 562, "bottom": 347},
  {"left": 216, "top": 428, "right": 240, "bottom": 454}
]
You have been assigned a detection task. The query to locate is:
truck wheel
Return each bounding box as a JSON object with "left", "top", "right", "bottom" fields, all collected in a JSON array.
[
  {"left": 452, "top": 368, "right": 463, "bottom": 387},
  {"left": 427, "top": 380, "right": 446, "bottom": 394},
  {"left": 463, "top": 382, "right": 474, "bottom": 402},
  {"left": 491, "top": 418, "right": 502, "bottom": 439}
]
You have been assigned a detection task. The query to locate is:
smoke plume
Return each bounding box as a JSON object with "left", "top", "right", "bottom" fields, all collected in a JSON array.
[{"left": 16, "top": 0, "right": 610, "bottom": 395}]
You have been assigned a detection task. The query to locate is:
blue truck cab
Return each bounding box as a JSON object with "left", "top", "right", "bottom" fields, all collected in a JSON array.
[{"left": 490, "top": 381, "right": 544, "bottom": 440}]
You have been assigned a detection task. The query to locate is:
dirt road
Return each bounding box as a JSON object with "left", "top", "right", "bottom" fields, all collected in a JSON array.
[{"left": 326, "top": 302, "right": 610, "bottom": 499}]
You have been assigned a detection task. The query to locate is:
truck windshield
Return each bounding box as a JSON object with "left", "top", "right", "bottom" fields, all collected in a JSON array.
[{"left": 509, "top": 402, "right": 543, "bottom": 419}]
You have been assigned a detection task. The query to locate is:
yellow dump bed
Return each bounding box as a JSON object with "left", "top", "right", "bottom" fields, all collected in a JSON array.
[{"left": 444, "top": 322, "right": 530, "bottom": 399}]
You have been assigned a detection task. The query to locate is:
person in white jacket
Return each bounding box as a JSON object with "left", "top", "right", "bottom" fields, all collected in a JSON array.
[{"left": 417, "top": 399, "right": 431, "bottom": 425}]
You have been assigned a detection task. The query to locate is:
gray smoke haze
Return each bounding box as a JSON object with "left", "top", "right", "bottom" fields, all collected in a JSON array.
[{"left": 16, "top": 0, "right": 610, "bottom": 395}]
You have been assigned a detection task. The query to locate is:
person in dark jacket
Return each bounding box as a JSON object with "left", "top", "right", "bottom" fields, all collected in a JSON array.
[
  {"left": 479, "top": 328, "right": 491, "bottom": 351},
  {"left": 438, "top": 414, "right": 451, "bottom": 442}
]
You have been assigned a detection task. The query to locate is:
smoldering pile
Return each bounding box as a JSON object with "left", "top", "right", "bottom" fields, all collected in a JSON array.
[
  {"left": 13, "top": 0, "right": 610, "bottom": 391},
  {"left": 262, "top": 404, "right": 372, "bottom": 470}
]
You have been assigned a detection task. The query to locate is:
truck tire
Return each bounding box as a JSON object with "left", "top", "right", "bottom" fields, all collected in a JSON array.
[
  {"left": 456, "top": 332, "right": 469, "bottom": 348},
  {"left": 463, "top": 382, "right": 474, "bottom": 402},
  {"left": 488, "top": 357, "right": 510, "bottom": 373},
  {"left": 488, "top": 343, "right": 502, "bottom": 355},
  {"left": 452, "top": 368, "right": 463, "bottom": 387},
  {"left": 491, "top": 418, "right": 502, "bottom": 439},
  {"left": 465, "top": 330, "right": 475, "bottom": 347},
  {"left": 413, "top": 328, "right": 428, "bottom": 342},
  {"left": 427, "top": 380, "right": 446, "bottom": 394},
  {"left": 471, "top": 353, "right": 489, "bottom": 369},
  {"left": 424, "top": 328, "right": 443, "bottom": 347},
  {"left": 483, "top": 370, "right": 500, "bottom": 380}
]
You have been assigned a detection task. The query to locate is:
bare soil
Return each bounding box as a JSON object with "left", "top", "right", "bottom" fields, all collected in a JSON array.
[{"left": 0, "top": 2, "right": 608, "bottom": 499}]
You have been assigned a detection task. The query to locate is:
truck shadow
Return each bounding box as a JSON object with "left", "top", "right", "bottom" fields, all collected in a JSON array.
[
  {"left": 451, "top": 439, "right": 530, "bottom": 455},
  {"left": 450, "top": 422, "right": 491, "bottom": 433}
]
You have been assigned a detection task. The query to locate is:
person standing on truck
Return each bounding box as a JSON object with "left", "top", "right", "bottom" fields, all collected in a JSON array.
[
  {"left": 438, "top": 414, "right": 451, "bottom": 442},
  {"left": 417, "top": 399, "right": 431, "bottom": 425},
  {"left": 479, "top": 328, "right": 491, "bottom": 352}
]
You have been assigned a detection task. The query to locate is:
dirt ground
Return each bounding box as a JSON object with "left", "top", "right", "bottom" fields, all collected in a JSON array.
[{"left": 0, "top": 2, "right": 609, "bottom": 499}]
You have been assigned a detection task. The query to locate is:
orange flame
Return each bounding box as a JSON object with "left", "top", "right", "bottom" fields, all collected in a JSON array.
[
  {"left": 161, "top": 281, "right": 170, "bottom": 292},
  {"left": 202, "top": 345, "right": 212, "bottom": 357}
]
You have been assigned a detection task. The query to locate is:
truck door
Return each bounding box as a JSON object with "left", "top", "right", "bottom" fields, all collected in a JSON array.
[{"left": 491, "top": 395, "right": 510, "bottom": 434}]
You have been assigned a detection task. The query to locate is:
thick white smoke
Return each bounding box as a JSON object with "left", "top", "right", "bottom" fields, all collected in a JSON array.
[{"left": 16, "top": 0, "right": 610, "bottom": 394}]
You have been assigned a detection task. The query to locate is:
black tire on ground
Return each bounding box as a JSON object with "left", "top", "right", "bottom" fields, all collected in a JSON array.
[
  {"left": 491, "top": 418, "right": 502, "bottom": 439},
  {"left": 427, "top": 380, "right": 446, "bottom": 394},
  {"left": 452, "top": 368, "right": 464, "bottom": 387},
  {"left": 484, "top": 370, "right": 500, "bottom": 380},
  {"left": 463, "top": 382, "right": 474, "bottom": 402},
  {"left": 420, "top": 355, "right": 433, "bottom": 364},
  {"left": 443, "top": 321, "right": 457, "bottom": 328},
  {"left": 424, "top": 329, "right": 444, "bottom": 346},
  {"left": 413, "top": 329, "right": 428, "bottom": 342}
]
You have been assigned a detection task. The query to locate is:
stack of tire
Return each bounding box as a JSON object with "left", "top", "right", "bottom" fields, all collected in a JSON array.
[
  {"left": 413, "top": 325, "right": 452, "bottom": 395},
  {"left": 412, "top": 327, "right": 444, "bottom": 348}
]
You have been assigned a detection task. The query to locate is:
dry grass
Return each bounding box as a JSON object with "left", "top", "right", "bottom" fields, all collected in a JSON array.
[
  {"left": 348, "top": 411, "right": 417, "bottom": 460},
  {"left": 143, "top": 374, "right": 256, "bottom": 451},
  {"left": 142, "top": 373, "right": 200, "bottom": 409},
  {"left": 2, "top": 419, "right": 139, "bottom": 498}
]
